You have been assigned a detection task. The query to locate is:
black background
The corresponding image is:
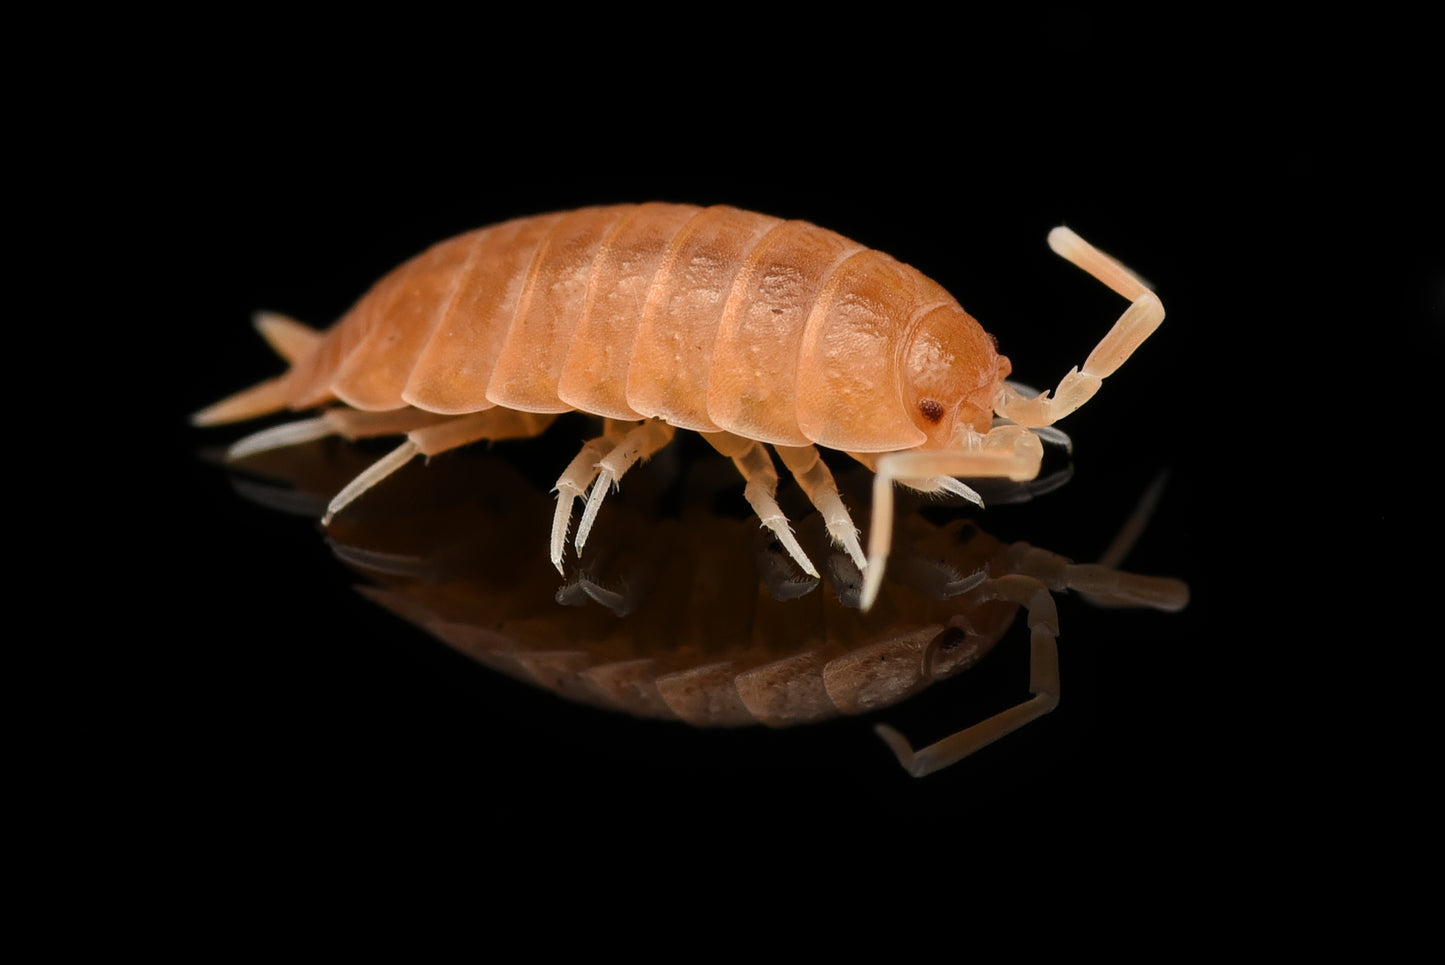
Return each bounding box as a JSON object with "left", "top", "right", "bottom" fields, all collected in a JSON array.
[{"left": 108, "top": 12, "right": 1437, "bottom": 880}]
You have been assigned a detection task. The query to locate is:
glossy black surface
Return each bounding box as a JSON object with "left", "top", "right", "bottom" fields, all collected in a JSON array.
[{"left": 143, "top": 25, "right": 1435, "bottom": 876}]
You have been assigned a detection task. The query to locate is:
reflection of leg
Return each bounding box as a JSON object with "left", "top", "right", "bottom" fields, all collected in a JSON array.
[
  {"left": 703, "top": 432, "right": 817, "bottom": 579},
  {"left": 875, "top": 575, "right": 1060, "bottom": 778},
  {"left": 324, "top": 408, "right": 556, "bottom": 524},
  {"left": 875, "top": 486, "right": 1189, "bottom": 777},
  {"left": 574, "top": 419, "right": 677, "bottom": 557},
  {"left": 773, "top": 444, "right": 865, "bottom": 570}
]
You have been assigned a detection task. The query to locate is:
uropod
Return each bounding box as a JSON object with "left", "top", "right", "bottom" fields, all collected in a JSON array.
[{"left": 195, "top": 203, "right": 1166, "bottom": 610}]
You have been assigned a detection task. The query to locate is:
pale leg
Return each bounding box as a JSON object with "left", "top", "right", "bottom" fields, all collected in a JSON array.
[
  {"left": 551, "top": 436, "right": 613, "bottom": 574},
  {"left": 857, "top": 425, "right": 1045, "bottom": 611},
  {"left": 551, "top": 420, "right": 644, "bottom": 572},
  {"left": 229, "top": 406, "right": 455, "bottom": 460},
  {"left": 702, "top": 432, "right": 818, "bottom": 578},
  {"left": 773, "top": 444, "right": 866, "bottom": 570},
  {"left": 573, "top": 419, "right": 676, "bottom": 557},
  {"left": 324, "top": 408, "right": 556, "bottom": 523}
]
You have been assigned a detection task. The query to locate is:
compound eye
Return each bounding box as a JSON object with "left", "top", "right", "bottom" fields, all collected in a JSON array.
[
  {"left": 918, "top": 398, "right": 945, "bottom": 424},
  {"left": 924, "top": 625, "right": 974, "bottom": 679}
]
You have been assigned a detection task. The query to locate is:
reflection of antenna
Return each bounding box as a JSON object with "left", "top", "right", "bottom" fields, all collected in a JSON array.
[{"left": 1098, "top": 471, "right": 1170, "bottom": 570}]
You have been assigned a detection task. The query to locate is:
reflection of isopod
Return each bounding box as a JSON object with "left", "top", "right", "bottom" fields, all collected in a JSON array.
[
  {"left": 195, "top": 204, "right": 1166, "bottom": 610},
  {"left": 231, "top": 440, "right": 1187, "bottom": 777}
]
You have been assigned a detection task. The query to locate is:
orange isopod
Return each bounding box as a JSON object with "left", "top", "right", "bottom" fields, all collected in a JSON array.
[{"left": 195, "top": 203, "right": 1166, "bottom": 611}]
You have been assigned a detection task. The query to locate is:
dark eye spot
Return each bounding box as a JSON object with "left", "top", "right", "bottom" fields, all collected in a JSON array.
[
  {"left": 933, "top": 626, "right": 966, "bottom": 652},
  {"left": 919, "top": 399, "right": 945, "bottom": 423}
]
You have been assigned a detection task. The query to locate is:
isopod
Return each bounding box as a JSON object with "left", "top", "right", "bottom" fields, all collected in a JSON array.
[
  {"left": 228, "top": 437, "right": 1188, "bottom": 777},
  {"left": 195, "top": 203, "right": 1166, "bottom": 611}
]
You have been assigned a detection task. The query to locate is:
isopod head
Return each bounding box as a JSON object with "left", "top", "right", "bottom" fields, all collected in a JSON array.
[{"left": 901, "top": 304, "right": 1012, "bottom": 449}]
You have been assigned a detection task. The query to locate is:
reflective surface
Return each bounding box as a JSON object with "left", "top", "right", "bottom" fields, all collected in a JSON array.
[
  {"left": 170, "top": 181, "right": 1234, "bottom": 854},
  {"left": 227, "top": 429, "right": 1065, "bottom": 723},
  {"left": 199, "top": 416, "right": 1194, "bottom": 788}
]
